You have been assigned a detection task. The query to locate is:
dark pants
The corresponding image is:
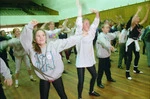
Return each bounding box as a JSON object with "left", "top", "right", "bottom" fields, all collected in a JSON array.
[
  {"left": 0, "top": 51, "right": 9, "bottom": 68},
  {"left": 68, "top": 46, "right": 77, "bottom": 56},
  {"left": 118, "top": 43, "right": 127, "bottom": 67},
  {"left": 9, "top": 47, "right": 15, "bottom": 62},
  {"left": 60, "top": 50, "right": 69, "bottom": 60},
  {"left": 97, "top": 57, "right": 112, "bottom": 85},
  {"left": 0, "top": 83, "right": 6, "bottom": 99},
  {"left": 77, "top": 65, "right": 97, "bottom": 98},
  {"left": 39, "top": 77, "right": 67, "bottom": 99},
  {"left": 126, "top": 42, "right": 140, "bottom": 70}
]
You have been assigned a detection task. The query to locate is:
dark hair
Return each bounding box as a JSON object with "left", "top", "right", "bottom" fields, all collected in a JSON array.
[
  {"left": 32, "top": 29, "right": 46, "bottom": 54},
  {"left": 126, "top": 16, "right": 133, "bottom": 30}
]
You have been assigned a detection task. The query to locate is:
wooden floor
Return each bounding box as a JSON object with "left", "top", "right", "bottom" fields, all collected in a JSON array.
[{"left": 3, "top": 42, "right": 150, "bottom": 99}]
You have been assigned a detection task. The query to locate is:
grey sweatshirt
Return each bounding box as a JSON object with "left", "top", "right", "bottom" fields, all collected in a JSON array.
[
  {"left": 20, "top": 23, "right": 82, "bottom": 81},
  {"left": 0, "top": 38, "right": 27, "bottom": 57},
  {"left": 0, "top": 58, "right": 12, "bottom": 79}
]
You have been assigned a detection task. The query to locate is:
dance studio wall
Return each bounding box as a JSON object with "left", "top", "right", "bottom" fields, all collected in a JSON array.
[{"left": 59, "top": 1, "right": 150, "bottom": 27}]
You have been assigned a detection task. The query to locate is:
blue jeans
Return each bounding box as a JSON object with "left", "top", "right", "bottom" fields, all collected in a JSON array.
[{"left": 146, "top": 41, "right": 150, "bottom": 66}]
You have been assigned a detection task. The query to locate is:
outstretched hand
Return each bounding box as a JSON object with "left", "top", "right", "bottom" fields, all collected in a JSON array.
[
  {"left": 90, "top": 9, "right": 98, "bottom": 13},
  {"left": 137, "top": 6, "right": 142, "bottom": 11},
  {"left": 4, "top": 78, "right": 13, "bottom": 86},
  {"left": 31, "top": 20, "right": 38, "bottom": 26}
]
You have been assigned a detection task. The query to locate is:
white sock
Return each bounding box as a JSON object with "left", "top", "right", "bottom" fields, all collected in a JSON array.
[
  {"left": 15, "top": 80, "right": 18, "bottom": 85},
  {"left": 30, "top": 75, "right": 33, "bottom": 79}
]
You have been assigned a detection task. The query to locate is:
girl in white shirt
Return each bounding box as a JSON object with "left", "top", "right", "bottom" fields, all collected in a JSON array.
[
  {"left": 75, "top": 0, "right": 100, "bottom": 98},
  {"left": 41, "top": 20, "right": 68, "bottom": 42}
]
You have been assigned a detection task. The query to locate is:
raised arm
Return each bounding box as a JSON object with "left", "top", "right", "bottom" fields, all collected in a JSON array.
[
  {"left": 89, "top": 9, "right": 100, "bottom": 37},
  {"left": 75, "top": 0, "right": 83, "bottom": 35},
  {"left": 76, "top": 0, "right": 82, "bottom": 17},
  {"left": 139, "top": 5, "right": 150, "bottom": 25},
  {"left": 132, "top": 6, "right": 142, "bottom": 26},
  {"left": 20, "top": 20, "right": 38, "bottom": 54},
  {"left": 40, "top": 22, "right": 48, "bottom": 29},
  {"left": 60, "top": 19, "right": 69, "bottom": 32},
  {"left": 53, "top": 34, "right": 83, "bottom": 53}
]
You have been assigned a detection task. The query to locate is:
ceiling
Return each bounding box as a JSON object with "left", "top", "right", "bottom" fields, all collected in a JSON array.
[
  {"left": 0, "top": 0, "right": 147, "bottom": 26},
  {"left": 31, "top": 0, "right": 146, "bottom": 19}
]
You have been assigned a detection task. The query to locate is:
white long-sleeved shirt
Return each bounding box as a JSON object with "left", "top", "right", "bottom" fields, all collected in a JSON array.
[
  {"left": 96, "top": 32, "right": 119, "bottom": 58},
  {"left": 20, "top": 23, "right": 82, "bottom": 81},
  {"left": 0, "top": 58, "right": 12, "bottom": 79},
  {"left": 75, "top": 17, "right": 100, "bottom": 68},
  {"left": 119, "top": 29, "right": 128, "bottom": 43}
]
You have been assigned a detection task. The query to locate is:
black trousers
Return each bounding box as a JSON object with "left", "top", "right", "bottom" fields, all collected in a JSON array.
[
  {"left": 0, "top": 83, "right": 6, "bottom": 99},
  {"left": 77, "top": 65, "right": 97, "bottom": 98},
  {"left": 39, "top": 77, "right": 67, "bottom": 99},
  {"left": 126, "top": 42, "right": 140, "bottom": 70},
  {"left": 0, "top": 51, "right": 9, "bottom": 68},
  {"left": 97, "top": 57, "right": 112, "bottom": 85}
]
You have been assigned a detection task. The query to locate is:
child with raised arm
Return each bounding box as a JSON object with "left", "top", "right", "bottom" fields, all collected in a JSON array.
[
  {"left": 0, "top": 58, "right": 13, "bottom": 99},
  {"left": 9, "top": 28, "right": 36, "bottom": 88},
  {"left": 75, "top": 0, "right": 100, "bottom": 98},
  {"left": 125, "top": 5, "right": 150, "bottom": 80},
  {"left": 41, "top": 19, "right": 68, "bottom": 42},
  {"left": 20, "top": 19, "right": 83, "bottom": 99}
]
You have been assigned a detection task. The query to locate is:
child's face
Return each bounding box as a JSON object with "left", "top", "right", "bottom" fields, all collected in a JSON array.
[
  {"left": 48, "top": 22, "right": 55, "bottom": 30},
  {"left": 83, "top": 19, "right": 90, "bottom": 31},
  {"left": 14, "top": 28, "right": 20, "bottom": 37},
  {"left": 35, "top": 30, "right": 46, "bottom": 46},
  {"left": 102, "top": 24, "right": 110, "bottom": 33}
]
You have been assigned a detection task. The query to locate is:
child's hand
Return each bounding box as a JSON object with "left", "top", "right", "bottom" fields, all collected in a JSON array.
[
  {"left": 31, "top": 20, "right": 38, "bottom": 26},
  {"left": 110, "top": 46, "right": 115, "bottom": 52},
  {"left": 90, "top": 9, "right": 98, "bottom": 13},
  {"left": 137, "top": 6, "right": 142, "bottom": 11},
  {"left": 4, "top": 78, "right": 13, "bottom": 86}
]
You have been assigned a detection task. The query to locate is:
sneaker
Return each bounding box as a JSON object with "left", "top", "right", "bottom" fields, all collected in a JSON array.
[
  {"left": 108, "top": 79, "right": 116, "bottom": 82},
  {"left": 67, "top": 60, "right": 71, "bottom": 64},
  {"left": 127, "top": 77, "right": 132, "bottom": 80},
  {"left": 133, "top": 70, "right": 143, "bottom": 74},
  {"left": 126, "top": 72, "right": 132, "bottom": 80},
  {"left": 30, "top": 78, "right": 36, "bottom": 82},
  {"left": 89, "top": 91, "right": 100, "bottom": 97},
  {"left": 97, "top": 84, "right": 104, "bottom": 88},
  {"left": 15, "top": 84, "right": 19, "bottom": 88}
]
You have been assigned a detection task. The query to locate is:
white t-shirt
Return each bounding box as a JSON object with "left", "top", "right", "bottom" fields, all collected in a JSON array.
[
  {"left": 75, "top": 17, "right": 100, "bottom": 68},
  {"left": 45, "top": 29, "right": 61, "bottom": 42}
]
